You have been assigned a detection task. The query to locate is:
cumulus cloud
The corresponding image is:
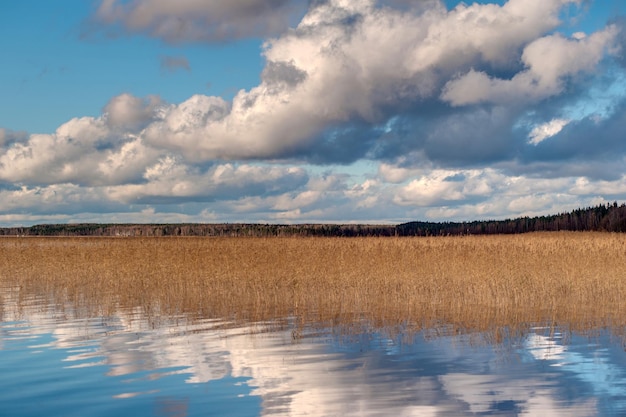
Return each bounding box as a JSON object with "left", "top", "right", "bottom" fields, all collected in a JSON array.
[
  {"left": 0, "top": 129, "right": 28, "bottom": 148},
  {"left": 393, "top": 169, "right": 496, "bottom": 207},
  {"left": 107, "top": 0, "right": 607, "bottom": 165},
  {"left": 103, "top": 93, "right": 163, "bottom": 130},
  {"left": 378, "top": 162, "right": 428, "bottom": 184},
  {"left": 0, "top": 113, "right": 161, "bottom": 186},
  {"left": 3, "top": 0, "right": 626, "bottom": 224},
  {"left": 441, "top": 26, "right": 620, "bottom": 106},
  {"left": 105, "top": 162, "right": 308, "bottom": 204},
  {"left": 0, "top": 183, "right": 124, "bottom": 216}
]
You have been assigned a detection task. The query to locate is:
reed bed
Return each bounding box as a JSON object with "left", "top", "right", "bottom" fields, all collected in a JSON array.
[{"left": 1, "top": 232, "right": 625, "bottom": 337}]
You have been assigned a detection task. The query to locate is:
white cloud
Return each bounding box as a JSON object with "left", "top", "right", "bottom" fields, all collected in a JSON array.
[
  {"left": 105, "top": 162, "right": 308, "bottom": 204},
  {"left": 81, "top": 0, "right": 622, "bottom": 169},
  {"left": 98, "top": 139, "right": 161, "bottom": 184},
  {"left": 378, "top": 162, "right": 429, "bottom": 184},
  {"left": 0, "top": 162, "right": 621, "bottom": 225},
  {"left": 408, "top": 0, "right": 578, "bottom": 71},
  {"left": 442, "top": 25, "right": 620, "bottom": 106},
  {"left": 507, "top": 193, "right": 567, "bottom": 213},
  {"left": 272, "top": 190, "right": 321, "bottom": 211},
  {"left": 0, "top": 183, "right": 112, "bottom": 216},
  {"left": 0, "top": 116, "right": 162, "bottom": 186},
  {"left": 393, "top": 169, "right": 496, "bottom": 207},
  {"left": 571, "top": 175, "right": 626, "bottom": 196},
  {"left": 112, "top": 0, "right": 593, "bottom": 161},
  {"left": 522, "top": 27, "right": 619, "bottom": 86},
  {"left": 2, "top": 0, "right": 626, "bottom": 224},
  {"left": 528, "top": 118, "right": 570, "bottom": 145},
  {"left": 104, "top": 93, "right": 162, "bottom": 130}
]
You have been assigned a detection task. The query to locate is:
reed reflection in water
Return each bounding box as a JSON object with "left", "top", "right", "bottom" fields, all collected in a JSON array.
[
  {"left": 2, "top": 234, "right": 626, "bottom": 416},
  {"left": 2, "top": 287, "right": 626, "bottom": 416}
]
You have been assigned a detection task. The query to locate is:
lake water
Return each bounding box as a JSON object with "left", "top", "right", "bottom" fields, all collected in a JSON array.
[{"left": 2, "top": 289, "right": 626, "bottom": 416}]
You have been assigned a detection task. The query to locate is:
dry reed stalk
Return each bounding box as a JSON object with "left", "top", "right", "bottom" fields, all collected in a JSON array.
[{"left": 0, "top": 232, "right": 625, "bottom": 337}]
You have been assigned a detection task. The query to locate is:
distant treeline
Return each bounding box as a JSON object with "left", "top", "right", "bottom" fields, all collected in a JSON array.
[
  {"left": 397, "top": 202, "right": 626, "bottom": 236},
  {"left": 1, "top": 202, "right": 625, "bottom": 237}
]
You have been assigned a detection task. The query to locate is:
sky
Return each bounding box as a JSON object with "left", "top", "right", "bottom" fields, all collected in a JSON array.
[{"left": 1, "top": 0, "right": 626, "bottom": 226}]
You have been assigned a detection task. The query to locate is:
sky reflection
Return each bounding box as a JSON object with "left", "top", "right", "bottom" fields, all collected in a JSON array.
[{"left": 2, "top": 290, "right": 626, "bottom": 416}]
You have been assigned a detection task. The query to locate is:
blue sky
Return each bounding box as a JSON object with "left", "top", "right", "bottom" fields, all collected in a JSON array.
[
  {"left": 1, "top": 0, "right": 626, "bottom": 226},
  {"left": 0, "top": 1, "right": 264, "bottom": 133}
]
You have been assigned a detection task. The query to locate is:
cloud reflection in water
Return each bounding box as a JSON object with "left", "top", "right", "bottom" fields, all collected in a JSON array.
[{"left": 2, "top": 291, "right": 626, "bottom": 416}]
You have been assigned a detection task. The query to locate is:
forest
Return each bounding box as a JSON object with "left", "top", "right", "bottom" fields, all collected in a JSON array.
[{"left": 1, "top": 202, "right": 625, "bottom": 237}]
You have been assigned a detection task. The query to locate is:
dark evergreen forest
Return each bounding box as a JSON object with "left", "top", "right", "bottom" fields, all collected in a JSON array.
[{"left": 1, "top": 202, "right": 625, "bottom": 237}]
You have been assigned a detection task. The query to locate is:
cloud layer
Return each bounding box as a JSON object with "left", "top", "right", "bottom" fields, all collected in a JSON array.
[
  {"left": 2, "top": 0, "right": 626, "bottom": 225},
  {"left": 94, "top": 0, "right": 309, "bottom": 43}
]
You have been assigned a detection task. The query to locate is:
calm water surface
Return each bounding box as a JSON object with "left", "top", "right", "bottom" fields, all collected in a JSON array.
[{"left": 2, "top": 290, "right": 626, "bottom": 416}]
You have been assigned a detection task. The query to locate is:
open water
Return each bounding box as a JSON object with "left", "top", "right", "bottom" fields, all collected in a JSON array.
[{"left": 2, "top": 289, "right": 626, "bottom": 416}]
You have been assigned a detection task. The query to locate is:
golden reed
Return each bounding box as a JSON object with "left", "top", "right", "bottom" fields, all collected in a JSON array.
[{"left": 1, "top": 232, "right": 625, "bottom": 337}]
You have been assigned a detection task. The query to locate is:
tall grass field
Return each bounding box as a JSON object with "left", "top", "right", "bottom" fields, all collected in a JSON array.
[{"left": 1, "top": 232, "right": 625, "bottom": 335}]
